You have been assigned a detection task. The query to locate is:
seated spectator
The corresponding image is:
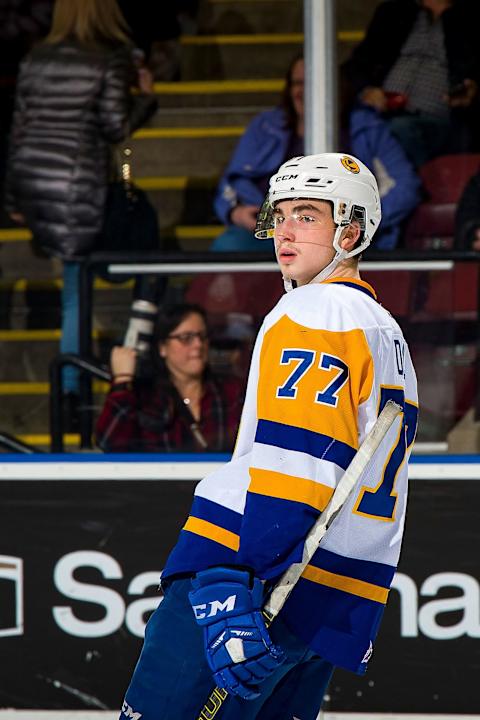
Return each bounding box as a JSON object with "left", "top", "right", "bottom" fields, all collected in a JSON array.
[
  {"left": 349, "top": 104, "right": 422, "bottom": 249},
  {"left": 211, "top": 53, "right": 304, "bottom": 251},
  {"left": 342, "top": 0, "right": 479, "bottom": 168},
  {"left": 455, "top": 168, "right": 480, "bottom": 250},
  {"left": 96, "top": 303, "right": 243, "bottom": 453}
]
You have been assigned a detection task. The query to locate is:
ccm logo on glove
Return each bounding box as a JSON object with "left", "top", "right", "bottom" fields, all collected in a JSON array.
[
  {"left": 189, "top": 567, "right": 286, "bottom": 700},
  {"left": 192, "top": 594, "right": 236, "bottom": 620}
]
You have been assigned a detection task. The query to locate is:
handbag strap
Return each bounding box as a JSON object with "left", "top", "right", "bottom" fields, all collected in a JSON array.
[{"left": 173, "top": 387, "right": 209, "bottom": 450}]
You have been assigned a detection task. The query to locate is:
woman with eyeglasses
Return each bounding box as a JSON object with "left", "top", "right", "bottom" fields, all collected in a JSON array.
[{"left": 96, "top": 304, "right": 243, "bottom": 453}]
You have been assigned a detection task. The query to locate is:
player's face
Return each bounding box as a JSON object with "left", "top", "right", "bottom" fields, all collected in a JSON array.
[
  {"left": 273, "top": 199, "right": 337, "bottom": 285},
  {"left": 160, "top": 312, "right": 209, "bottom": 380}
]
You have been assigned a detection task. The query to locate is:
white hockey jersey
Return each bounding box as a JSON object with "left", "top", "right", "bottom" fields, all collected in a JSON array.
[{"left": 163, "top": 277, "right": 418, "bottom": 673}]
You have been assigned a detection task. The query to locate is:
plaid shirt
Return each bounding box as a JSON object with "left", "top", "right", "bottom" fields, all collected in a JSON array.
[
  {"left": 383, "top": 9, "right": 449, "bottom": 117},
  {"left": 95, "top": 374, "right": 244, "bottom": 453}
]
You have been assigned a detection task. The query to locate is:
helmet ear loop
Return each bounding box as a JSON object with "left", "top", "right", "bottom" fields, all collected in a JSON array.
[
  {"left": 334, "top": 221, "right": 367, "bottom": 259},
  {"left": 332, "top": 223, "right": 350, "bottom": 258}
]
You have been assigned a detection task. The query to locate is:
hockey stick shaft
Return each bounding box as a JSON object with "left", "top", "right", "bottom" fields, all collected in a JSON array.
[
  {"left": 263, "top": 398, "right": 402, "bottom": 618},
  {"left": 196, "top": 399, "right": 403, "bottom": 719}
]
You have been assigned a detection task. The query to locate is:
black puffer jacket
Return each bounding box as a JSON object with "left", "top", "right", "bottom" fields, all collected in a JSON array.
[{"left": 5, "top": 39, "right": 157, "bottom": 258}]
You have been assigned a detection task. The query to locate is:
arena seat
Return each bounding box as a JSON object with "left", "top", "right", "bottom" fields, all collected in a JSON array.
[
  {"left": 405, "top": 153, "right": 480, "bottom": 250},
  {"left": 361, "top": 269, "right": 412, "bottom": 319},
  {"left": 186, "top": 271, "right": 283, "bottom": 320},
  {"left": 403, "top": 154, "right": 480, "bottom": 321}
]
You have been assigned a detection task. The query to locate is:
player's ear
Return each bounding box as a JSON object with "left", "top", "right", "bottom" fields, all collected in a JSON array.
[{"left": 339, "top": 221, "right": 361, "bottom": 253}]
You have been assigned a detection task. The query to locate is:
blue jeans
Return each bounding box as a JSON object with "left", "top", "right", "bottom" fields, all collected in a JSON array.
[
  {"left": 121, "top": 579, "right": 334, "bottom": 720},
  {"left": 387, "top": 111, "right": 450, "bottom": 168},
  {"left": 60, "top": 261, "right": 80, "bottom": 394}
]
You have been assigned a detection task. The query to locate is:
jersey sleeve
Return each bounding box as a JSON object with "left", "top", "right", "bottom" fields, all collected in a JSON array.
[{"left": 236, "top": 304, "right": 374, "bottom": 579}]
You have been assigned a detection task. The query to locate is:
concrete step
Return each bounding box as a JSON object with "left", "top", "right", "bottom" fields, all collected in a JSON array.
[
  {"left": 129, "top": 131, "right": 240, "bottom": 177},
  {"left": 197, "top": 0, "right": 303, "bottom": 35},
  {"left": 196, "top": 0, "right": 378, "bottom": 39},
  {"left": 0, "top": 290, "right": 134, "bottom": 338},
  {"left": 0, "top": 224, "right": 223, "bottom": 269},
  {"left": 149, "top": 105, "right": 270, "bottom": 128},
  {"left": 0, "top": 330, "right": 118, "bottom": 378},
  {"left": 153, "top": 78, "right": 283, "bottom": 108},
  {"left": 0, "top": 385, "right": 108, "bottom": 436},
  {"left": 142, "top": 181, "right": 219, "bottom": 230},
  {"left": 4, "top": 432, "right": 82, "bottom": 452},
  {"left": 180, "top": 35, "right": 302, "bottom": 80}
]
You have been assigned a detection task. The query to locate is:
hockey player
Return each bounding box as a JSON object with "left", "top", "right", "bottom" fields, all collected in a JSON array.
[{"left": 119, "top": 153, "right": 418, "bottom": 720}]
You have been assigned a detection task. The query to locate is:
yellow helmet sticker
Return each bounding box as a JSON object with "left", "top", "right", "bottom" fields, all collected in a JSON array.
[{"left": 341, "top": 156, "right": 360, "bottom": 174}]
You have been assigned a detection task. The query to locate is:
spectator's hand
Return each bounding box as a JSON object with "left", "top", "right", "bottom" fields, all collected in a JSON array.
[
  {"left": 230, "top": 204, "right": 261, "bottom": 232},
  {"left": 446, "top": 79, "right": 478, "bottom": 108},
  {"left": 110, "top": 346, "right": 137, "bottom": 380},
  {"left": 472, "top": 228, "right": 480, "bottom": 251},
  {"left": 137, "top": 66, "right": 154, "bottom": 94},
  {"left": 9, "top": 212, "right": 25, "bottom": 224},
  {"left": 360, "top": 86, "right": 387, "bottom": 112}
]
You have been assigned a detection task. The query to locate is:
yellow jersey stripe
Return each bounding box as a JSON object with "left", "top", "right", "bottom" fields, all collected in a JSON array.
[
  {"left": 302, "top": 564, "right": 389, "bottom": 604},
  {"left": 249, "top": 467, "right": 334, "bottom": 511},
  {"left": 183, "top": 516, "right": 240, "bottom": 552}
]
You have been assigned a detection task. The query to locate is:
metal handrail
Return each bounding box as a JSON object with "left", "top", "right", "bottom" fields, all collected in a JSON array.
[
  {"left": 49, "top": 353, "right": 111, "bottom": 453},
  {"left": 74, "top": 249, "right": 480, "bottom": 449},
  {"left": 0, "top": 431, "right": 43, "bottom": 454}
]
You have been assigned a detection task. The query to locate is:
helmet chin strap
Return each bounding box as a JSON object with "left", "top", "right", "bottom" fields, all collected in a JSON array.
[{"left": 282, "top": 225, "right": 348, "bottom": 292}]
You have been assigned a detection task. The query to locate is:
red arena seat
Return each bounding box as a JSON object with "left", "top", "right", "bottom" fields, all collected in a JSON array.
[{"left": 405, "top": 153, "right": 480, "bottom": 250}]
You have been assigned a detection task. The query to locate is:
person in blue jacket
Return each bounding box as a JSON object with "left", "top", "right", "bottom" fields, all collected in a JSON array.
[
  {"left": 349, "top": 104, "right": 422, "bottom": 249},
  {"left": 212, "top": 53, "right": 420, "bottom": 253},
  {"left": 211, "top": 54, "right": 304, "bottom": 252}
]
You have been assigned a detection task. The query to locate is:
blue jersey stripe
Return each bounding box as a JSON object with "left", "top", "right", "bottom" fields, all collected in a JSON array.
[
  {"left": 283, "top": 576, "right": 386, "bottom": 674},
  {"left": 163, "top": 530, "right": 236, "bottom": 579},
  {"left": 237, "top": 493, "right": 318, "bottom": 579},
  {"left": 255, "top": 419, "right": 356, "bottom": 470},
  {"left": 310, "top": 547, "right": 395, "bottom": 588},
  {"left": 190, "top": 495, "right": 242, "bottom": 534}
]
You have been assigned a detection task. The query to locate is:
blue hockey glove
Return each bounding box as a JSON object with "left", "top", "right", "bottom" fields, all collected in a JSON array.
[{"left": 189, "top": 567, "right": 285, "bottom": 700}]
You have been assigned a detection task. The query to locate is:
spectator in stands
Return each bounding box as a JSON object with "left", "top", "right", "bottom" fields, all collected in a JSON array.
[
  {"left": 211, "top": 53, "right": 304, "bottom": 252},
  {"left": 4, "top": 0, "right": 157, "bottom": 408},
  {"left": 342, "top": 0, "right": 479, "bottom": 167},
  {"left": 455, "top": 168, "right": 480, "bottom": 250},
  {"left": 0, "top": 0, "right": 53, "bottom": 217},
  {"left": 96, "top": 303, "right": 243, "bottom": 453},
  {"left": 212, "top": 49, "right": 419, "bottom": 252},
  {"left": 348, "top": 104, "right": 422, "bottom": 249}
]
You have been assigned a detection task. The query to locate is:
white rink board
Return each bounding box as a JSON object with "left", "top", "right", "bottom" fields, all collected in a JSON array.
[{"left": 0, "top": 713, "right": 479, "bottom": 720}]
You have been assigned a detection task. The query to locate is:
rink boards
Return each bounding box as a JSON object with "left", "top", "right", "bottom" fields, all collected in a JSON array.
[{"left": 0, "top": 454, "right": 479, "bottom": 715}]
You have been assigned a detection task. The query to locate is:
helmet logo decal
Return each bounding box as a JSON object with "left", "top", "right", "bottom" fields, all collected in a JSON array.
[{"left": 341, "top": 156, "right": 360, "bottom": 174}]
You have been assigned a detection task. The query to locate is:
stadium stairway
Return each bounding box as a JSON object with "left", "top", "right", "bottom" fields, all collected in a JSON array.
[{"left": 0, "top": 0, "right": 379, "bottom": 450}]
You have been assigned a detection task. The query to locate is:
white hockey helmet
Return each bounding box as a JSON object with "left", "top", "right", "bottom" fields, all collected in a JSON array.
[{"left": 255, "top": 153, "right": 382, "bottom": 260}]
